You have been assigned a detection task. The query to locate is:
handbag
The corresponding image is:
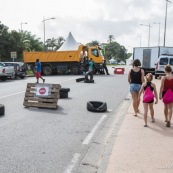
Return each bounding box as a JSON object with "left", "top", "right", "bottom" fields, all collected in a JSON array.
[{"left": 163, "top": 89, "right": 173, "bottom": 104}]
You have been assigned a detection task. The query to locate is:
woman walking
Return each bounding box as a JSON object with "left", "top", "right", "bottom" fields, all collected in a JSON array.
[
  {"left": 128, "top": 59, "right": 145, "bottom": 116},
  {"left": 159, "top": 65, "right": 173, "bottom": 127}
]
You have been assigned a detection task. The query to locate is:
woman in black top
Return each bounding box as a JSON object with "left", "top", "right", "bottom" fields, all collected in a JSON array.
[{"left": 128, "top": 59, "right": 145, "bottom": 116}]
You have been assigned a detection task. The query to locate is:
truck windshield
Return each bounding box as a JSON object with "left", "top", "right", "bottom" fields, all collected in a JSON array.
[
  {"left": 170, "top": 58, "right": 173, "bottom": 65},
  {"left": 159, "top": 58, "right": 168, "bottom": 65},
  {"left": 91, "top": 49, "right": 99, "bottom": 57}
]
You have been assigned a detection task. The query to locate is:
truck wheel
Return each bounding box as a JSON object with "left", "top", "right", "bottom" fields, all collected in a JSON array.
[
  {"left": 43, "top": 66, "right": 53, "bottom": 76},
  {"left": 71, "top": 66, "right": 80, "bottom": 75}
]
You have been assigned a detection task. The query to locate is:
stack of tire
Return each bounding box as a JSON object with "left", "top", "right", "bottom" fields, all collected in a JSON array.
[
  {"left": 0, "top": 104, "right": 5, "bottom": 116},
  {"left": 60, "top": 88, "right": 70, "bottom": 98},
  {"left": 76, "top": 71, "right": 94, "bottom": 83}
]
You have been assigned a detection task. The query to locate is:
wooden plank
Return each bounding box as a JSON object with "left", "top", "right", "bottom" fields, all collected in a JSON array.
[
  {"left": 25, "top": 92, "right": 59, "bottom": 98},
  {"left": 23, "top": 101, "right": 57, "bottom": 109},
  {"left": 24, "top": 97, "right": 58, "bottom": 102},
  {"left": 26, "top": 88, "right": 60, "bottom": 93},
  {"left": 27, "top": 83, "right": 61, "bottom": 89}
]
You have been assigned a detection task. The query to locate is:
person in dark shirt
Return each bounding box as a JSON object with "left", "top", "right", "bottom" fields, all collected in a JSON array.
[
  {"left": 103, "top": 59, "right": 110, "bottom": 75},
  {"left": 128, "top": 59, "right": 145, "bottom": 116}
]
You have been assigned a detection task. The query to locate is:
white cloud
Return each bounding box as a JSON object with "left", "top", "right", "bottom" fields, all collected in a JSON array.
[{"left": 0, "top": 0, "right": 173, "bottom": 51}]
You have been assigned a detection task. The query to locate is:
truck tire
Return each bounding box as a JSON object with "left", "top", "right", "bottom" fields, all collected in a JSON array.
[
  {"left": 43, "top": 66, "right": 53, "bottom": 76},
  {"left": 71, "top": 66, "right": 80, "bottom": 75},
  {"left": 87, "top": 101, "right": 107, "bottom": 112},
  {"left": 0, "top": 76, "right": 7, "bottom": 81},
  {"left": 0, "top": 104, "right": 5, "bottom": 116}
]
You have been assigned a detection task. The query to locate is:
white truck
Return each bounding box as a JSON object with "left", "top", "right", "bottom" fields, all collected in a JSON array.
[
  {"left": 0, "top": 63, "right": 15, "bottom": 81},
  {"left": 133, "top": 46, "right": 173, "bottom": 75}
]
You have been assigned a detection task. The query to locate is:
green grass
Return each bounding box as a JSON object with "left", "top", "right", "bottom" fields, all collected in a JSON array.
[{"left": 26, "top": 70, "right": 34, "bottom": 75}]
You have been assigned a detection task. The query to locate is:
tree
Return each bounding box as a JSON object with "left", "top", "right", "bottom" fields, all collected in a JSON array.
[
  {"left": 86, "top": 40, "right": 100, "bottom": 46},
  {"left": 107, "top": 35, "right": 115, "bottom": 43}
]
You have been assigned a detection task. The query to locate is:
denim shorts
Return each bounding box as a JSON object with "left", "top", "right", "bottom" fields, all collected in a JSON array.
[{"left": 130, "top": 83, "right": 141, "bottom": 93}]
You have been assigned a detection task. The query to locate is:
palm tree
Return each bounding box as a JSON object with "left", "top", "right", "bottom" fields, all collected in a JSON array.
[{"left": 107, "top": 35, "right": 115, "bottom": 43}]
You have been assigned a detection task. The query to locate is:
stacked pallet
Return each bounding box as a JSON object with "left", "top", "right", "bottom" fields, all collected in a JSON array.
[{"left": 23, "top": 83, "right": 61, "bottom": 109}]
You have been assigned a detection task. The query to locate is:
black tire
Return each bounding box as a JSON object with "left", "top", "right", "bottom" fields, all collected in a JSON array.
[
  {"left": 85, "top": 71, "right": 93, "bottom": 80},
  {"left": 0, "top": 104, "right": 5, "bottom": 116},
  {"left": 71, "top": 66, "right": 80, "bottom": 75},
  {"left": 76, "top": 78, "right": 85, "bottom": 82},
  {"left": 43, "top": 66, "right": 53, "bottom": 76},
  {"left": 60, "top": 92, "right": 68, "bottom": 98},
  {"left": 60, "top": 88, "right": 70, "bottom": 93},
  {"left": 84, "top": 79, "right": 94, "bottom": 83},
  {"left": 87, "top": 101, "right": 107, "bottom": 112}
]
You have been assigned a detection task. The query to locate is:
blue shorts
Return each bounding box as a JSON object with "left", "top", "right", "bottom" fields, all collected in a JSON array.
[{"left": 130, "top": 84, "right": 141, "bottom": 93}]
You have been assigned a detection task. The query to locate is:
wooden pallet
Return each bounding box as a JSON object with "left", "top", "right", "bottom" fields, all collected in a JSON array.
[{"left": 23, "top": 83, "right": 61, "bottom": 109}]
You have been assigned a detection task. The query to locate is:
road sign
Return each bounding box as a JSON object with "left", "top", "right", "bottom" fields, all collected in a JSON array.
[{"left": 11, "top": 52, "right": 17, "bottom": 59}]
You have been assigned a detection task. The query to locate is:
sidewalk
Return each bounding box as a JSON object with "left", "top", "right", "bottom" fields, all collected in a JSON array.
[{"left": 105, "top": 79, "right": 173, "bottom": 173}]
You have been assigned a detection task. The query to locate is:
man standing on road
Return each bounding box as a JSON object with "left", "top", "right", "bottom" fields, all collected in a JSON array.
[
  {"left": 35, "top": 59, "right": 45, "bottom": 83},
  {"left": 103, "top": 59, "right": 110, "bottom": 75}
]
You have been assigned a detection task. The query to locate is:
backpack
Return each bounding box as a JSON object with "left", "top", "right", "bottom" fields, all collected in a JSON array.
[
  {"left": 163, "top": 89, "right": 173, "bottom": 104},
  {"left": 143, "top": 86, "right": 154, "bottom": 103}
]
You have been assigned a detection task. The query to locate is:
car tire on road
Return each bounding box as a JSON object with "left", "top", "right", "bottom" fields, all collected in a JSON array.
[
  {"left": 0, "top": 104, "right": 5, "bottom": 116},
  {"left": 87, "top": 101, "right": 107, "bottom": 112},
  {"left": 76, "top": 78, "right": 85, "bottom": 82},
  {"left": 59, "top": 88, "right": 70, "bottom": 98},
  {"left": 84, "top": 79, "right": 94, "bottom": 83}
]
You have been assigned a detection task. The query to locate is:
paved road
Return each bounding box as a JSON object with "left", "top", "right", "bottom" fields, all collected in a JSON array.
[{"left": 0, "top": 67, "right": 130, "bottom": 173}]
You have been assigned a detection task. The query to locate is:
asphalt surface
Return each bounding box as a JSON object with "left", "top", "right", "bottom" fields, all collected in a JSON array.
[{"left": 0, "top": 66, "right": 130, "bottom": 173}]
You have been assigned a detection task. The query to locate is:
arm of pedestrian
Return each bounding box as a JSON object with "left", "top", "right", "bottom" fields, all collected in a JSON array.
[
  {"left": 141, "top": 69, "right": 145, "bottom": 84},
  {"left": 153, "top": 84, "right": 158, "bottom": 104},
  {"left": 138, "top": 84, "right": 144, "bottom": 101},
  {"left": 128, "top": 70, "right": 131, "bottom": 84},
  {"left": 159, "top": 76, "right": 165, "bottom": 100}
]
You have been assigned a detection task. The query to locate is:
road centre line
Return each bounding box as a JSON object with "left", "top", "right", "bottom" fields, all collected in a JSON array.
[
  {"left": 82, "top": 114, "right": 107, "bottom": 145},
  {"left": 0, "top": 77, "right": 79, "bottom": 99},
  {"left": 0, "top": 91, "right": 25, "bottom": 99},
  {"left": 64, "top": 153, "right": 81, "bottom": 173}
]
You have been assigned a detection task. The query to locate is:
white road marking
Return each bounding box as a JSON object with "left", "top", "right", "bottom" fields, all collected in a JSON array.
[
  {"left": 64, "top": 153, "right": 81, "bottom": 173},
  {"left": 82, "top": 114, "right": 107, "bottom": 145},
  {"left": 0, "top": 77, "right": 79, "bottom": 99},
  {"left": 0, "top": 91, "right": 25, "bottom": 99}
]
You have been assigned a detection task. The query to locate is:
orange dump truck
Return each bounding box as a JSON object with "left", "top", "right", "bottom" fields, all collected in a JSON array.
[{"left": 23, "top": 45, "right": 104, "bottom": 75}]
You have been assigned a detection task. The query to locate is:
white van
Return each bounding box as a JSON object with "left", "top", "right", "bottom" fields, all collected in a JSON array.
[{"left": 155, "top": 55, "right": 173, "bottom": 79}]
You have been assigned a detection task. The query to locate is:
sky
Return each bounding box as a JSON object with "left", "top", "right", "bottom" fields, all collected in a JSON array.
[{"left": 0, "top": 0, "right": 173, "bottom": 53}]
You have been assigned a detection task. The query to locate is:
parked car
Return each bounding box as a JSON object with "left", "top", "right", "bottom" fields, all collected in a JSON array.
[
  {"left": 0, "top": 62, "right": 15, "bottom": 80},
  {"left": 2, "top": 62, "right": 26, "bottom": 79},
  {"left": 155, "top": 54, "right": 173, "bottom": 79}
]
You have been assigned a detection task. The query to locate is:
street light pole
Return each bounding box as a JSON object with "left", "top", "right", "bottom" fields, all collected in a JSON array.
[
  {"left": 163, "top": 0, "right": 172, "bottom": 47},
  {"left": 153, "top": 22, "right": 160, "bottom": 46},
  {"left": 42, "top": 17, "right": 55, "bottom": 51},
  {"left": 140, "top": 23, "right": 151, "bottom": 47},
  {"left": 21, "top": 22, "right": 27, "bottom": 32}
]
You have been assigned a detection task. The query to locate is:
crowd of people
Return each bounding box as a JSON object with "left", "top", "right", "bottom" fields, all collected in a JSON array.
[{"left": 128, "top": 59, "right": 173, "bottom": 127}]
